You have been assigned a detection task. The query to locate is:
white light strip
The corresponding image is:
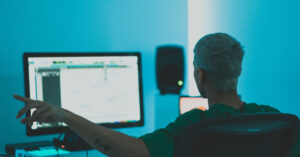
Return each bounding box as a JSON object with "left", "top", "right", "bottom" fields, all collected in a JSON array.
[{"left": 188, "top": 0, "right": 219, "bottom": 96}]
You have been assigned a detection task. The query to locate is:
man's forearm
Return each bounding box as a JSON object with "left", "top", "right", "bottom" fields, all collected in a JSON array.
[{"left": 62, "top": 109, "right": 149, "bottom": 157}]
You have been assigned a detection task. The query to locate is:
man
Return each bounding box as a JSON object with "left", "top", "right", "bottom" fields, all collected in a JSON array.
[{"left": 14, "top": 33, "right": 299, "bottom": 157}]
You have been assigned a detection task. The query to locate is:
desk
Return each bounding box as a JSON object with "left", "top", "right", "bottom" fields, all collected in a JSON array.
[{"left": 16, "top": 148, "right": 107, "bottom": 157}]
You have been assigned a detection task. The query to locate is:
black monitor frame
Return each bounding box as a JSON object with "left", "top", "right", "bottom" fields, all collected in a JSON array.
[{"left": 23, "top": 52, "right": 144, "bottom": 136}]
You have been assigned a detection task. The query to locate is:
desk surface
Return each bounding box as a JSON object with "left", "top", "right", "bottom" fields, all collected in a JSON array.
[{"left": 16, "top": 148, "right": 107, "bottom": 157}]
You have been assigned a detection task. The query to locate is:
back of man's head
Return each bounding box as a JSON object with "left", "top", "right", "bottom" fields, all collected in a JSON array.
[{"left": 193, "top": 33, "right": 244, "bottom": 91}]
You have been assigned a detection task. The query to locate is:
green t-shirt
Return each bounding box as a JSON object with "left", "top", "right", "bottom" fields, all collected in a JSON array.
[{"left": 140, "top": 103, "right": 300, "bottom": 157}]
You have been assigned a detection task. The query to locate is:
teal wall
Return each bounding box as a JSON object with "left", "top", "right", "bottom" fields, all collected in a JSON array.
[
  {"left": 212, "top": 0, "right": 300, "bottom": 115},
  {"left": 0, "top": 0, "right": 188, "bottom": 152}
]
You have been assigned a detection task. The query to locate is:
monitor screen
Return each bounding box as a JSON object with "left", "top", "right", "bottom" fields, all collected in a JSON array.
[
  {"left": 23, "top": 53, "right": 144, "bottom": 136},
  {"left": 179, "top": 96, "right": 209, "bottom": 114}
]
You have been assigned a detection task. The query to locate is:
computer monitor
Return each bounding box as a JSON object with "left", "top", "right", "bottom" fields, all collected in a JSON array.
[
  {"left": 179, "top": 96, "right": 209, "bottom": 114},
  {"left": 23, "top": 53, "right": 144, "bottom": 136}
]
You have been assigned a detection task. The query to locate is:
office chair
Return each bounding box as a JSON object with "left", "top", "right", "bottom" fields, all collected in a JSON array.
[{"left": 174, "top": 113, "right": 300, "bottom": 157}]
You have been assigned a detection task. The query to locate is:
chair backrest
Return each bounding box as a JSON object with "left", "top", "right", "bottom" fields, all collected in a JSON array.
[{"left": 174, "top": 113, "right": 300, "bottom": 157}]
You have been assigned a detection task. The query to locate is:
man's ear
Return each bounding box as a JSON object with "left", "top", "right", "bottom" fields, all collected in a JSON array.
[{"left": 195, "top": 68, "right": 204, "bottom": 83}]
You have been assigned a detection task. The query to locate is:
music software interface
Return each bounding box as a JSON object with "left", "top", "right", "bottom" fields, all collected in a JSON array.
[{"left": 27, "top": 56, "right": 141, "bottom": 130}]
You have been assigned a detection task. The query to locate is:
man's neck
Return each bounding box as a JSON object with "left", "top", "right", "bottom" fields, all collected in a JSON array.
[{"left": 206, "top": 89, "right": 244, "bottom": 109}]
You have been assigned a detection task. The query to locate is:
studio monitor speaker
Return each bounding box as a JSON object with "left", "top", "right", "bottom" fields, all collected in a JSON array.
[{"left": 156, "top": 45, "right": 184, "bottom": 94}]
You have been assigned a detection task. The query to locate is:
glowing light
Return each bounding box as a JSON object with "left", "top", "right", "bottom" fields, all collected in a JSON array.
[{"left": 178, "top": 80, "right": 183, "bottom": 86}]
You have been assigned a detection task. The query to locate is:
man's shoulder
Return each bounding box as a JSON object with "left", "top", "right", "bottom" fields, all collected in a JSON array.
[
  {"left": 245, "top": 103, "right": 280, "bottom": 113},
  {"left": 174, "top": 109, "right": 206, "bottom": 125}
]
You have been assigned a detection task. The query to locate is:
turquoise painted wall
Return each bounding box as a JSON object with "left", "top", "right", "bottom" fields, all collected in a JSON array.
[{"left": 212, "top": 0, "right": 300, "bottom": 115}]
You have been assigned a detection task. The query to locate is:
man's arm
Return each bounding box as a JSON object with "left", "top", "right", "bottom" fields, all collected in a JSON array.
[
  {"left": 14, "top": 95, "right": 150, "bottom": 157},
  {"left": 62, "top": 109, "right": 149, "bottom": 157}
]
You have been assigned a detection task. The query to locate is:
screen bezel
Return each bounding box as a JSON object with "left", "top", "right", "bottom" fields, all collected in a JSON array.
[
  {"left": 179, "top": 96, "right": 209, "bottom": 115},
  {"left": 23, "top": 52, "right": 144, "bottom": 136}
]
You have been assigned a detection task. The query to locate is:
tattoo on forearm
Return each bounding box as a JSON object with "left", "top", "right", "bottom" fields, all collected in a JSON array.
[{"left": 94, "top": 138, "right": 111, "bottom": 151}]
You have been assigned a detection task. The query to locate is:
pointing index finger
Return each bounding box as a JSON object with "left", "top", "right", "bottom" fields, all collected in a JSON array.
[{"left": 13, "top": 95, "right": 34, "bottom": 103}]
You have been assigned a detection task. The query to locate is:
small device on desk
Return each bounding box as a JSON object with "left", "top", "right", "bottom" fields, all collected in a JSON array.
[
  {"left": 6, "top": 141, "right": 105, "bottom": 157},
  {"left": 179, "top": 96, "right": 209, "bottom": 114},
  {"left": 6, "top": 141, "right": 69, "bottom": 157},
  {"left": 6, "top": 141, "right": 53, "bottom": 156},
  {"left": 15, "top": 146, "right": 69, "bottom": 157},
  {"left": 15, "top": 149, "right": 104, "bottom": 157}
]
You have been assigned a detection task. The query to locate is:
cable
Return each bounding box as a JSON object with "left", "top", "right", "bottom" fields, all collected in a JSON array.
[
  {"left": 54, "top": 133, "right": 63, "bottom": 157},
  {"left": 55, "top": 145, "right": 60, "bottom": 157}
]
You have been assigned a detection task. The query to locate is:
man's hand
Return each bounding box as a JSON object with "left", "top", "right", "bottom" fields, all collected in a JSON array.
[{"left": 14, "top": 94, "right": 65, "bottom": 125}]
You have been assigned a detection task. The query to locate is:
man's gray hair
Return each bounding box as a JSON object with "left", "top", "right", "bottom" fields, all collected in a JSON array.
[{"left": 193, "top": 33, "right": 244, "bottom": 91}]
